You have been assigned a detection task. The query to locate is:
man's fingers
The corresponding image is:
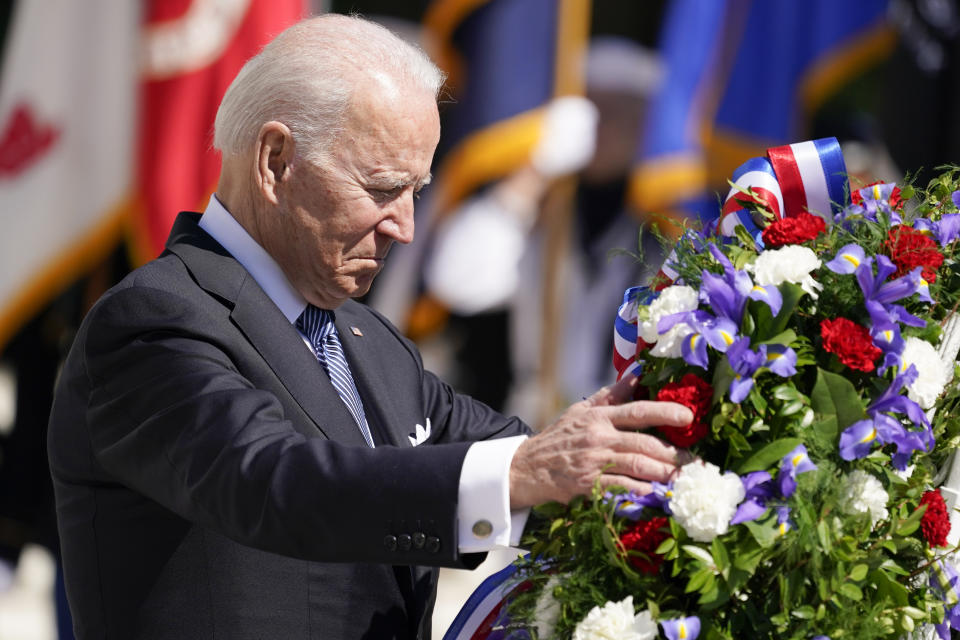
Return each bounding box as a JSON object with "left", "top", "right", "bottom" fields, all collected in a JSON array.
[
  {"left": 612, "top": 431, "right": 682, "bottom": 465},
  {"left": 598, "top": 475, "right": 653, "bottom": 497},
  {"left": 603, "top": 451, "right": 678, "bottom": 484},
  {"left": 604, "top": 400, "right": 693, "bottom": 430},
  {"left": 581, "top": 374, "right": 639, "bottom": 408}
]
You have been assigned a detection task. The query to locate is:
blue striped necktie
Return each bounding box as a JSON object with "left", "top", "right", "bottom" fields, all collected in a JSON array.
[{"left": 296, "top": 305, "right": 375, "bottom": 448}]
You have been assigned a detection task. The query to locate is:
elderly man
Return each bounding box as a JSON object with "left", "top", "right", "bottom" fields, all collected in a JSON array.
[{"left": 48, "top": 14, "right": 690, "bottom": 640}]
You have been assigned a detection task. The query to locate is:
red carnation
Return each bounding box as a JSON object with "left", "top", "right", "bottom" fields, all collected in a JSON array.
[
  {"left": 820, "top": 318, "right": 881, "bottom": 372},
  {"left": 655, "top": 373, "right": 712, "bottom": 447},
  {"left": 852, "top": 181, "right": 904, "bottom": 210},
  {"left": 620, "top": 516, "right": 670, "bottom": 574},
  {"left": 761, "top": 212, "right": 826, "bottom": 247},
  {"left": 885, "top": 226, "right": 944, "bottom": 283},
  {"left": 919, "top": 489, "right": 950, "bottom": 548}
]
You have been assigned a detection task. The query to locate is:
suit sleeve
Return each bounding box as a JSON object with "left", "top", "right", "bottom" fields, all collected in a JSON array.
[{"left": 77, "top": 284, "right": 520, "bottom": 568}]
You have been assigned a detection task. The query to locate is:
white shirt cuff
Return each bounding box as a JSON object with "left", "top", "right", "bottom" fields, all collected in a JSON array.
[{"left": 457, "top": 435, "right": 530, "bottom": 552}]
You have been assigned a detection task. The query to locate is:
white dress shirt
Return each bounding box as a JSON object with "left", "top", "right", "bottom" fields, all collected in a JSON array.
[{"left": 198, "top": 196, "right": 528, "bottom": 551}]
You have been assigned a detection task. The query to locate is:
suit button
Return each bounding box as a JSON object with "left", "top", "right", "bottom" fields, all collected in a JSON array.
[
  {"left": 425, "top": 536, "right": 441, "bottom": 554},
  {"left": 412, "top": 532, "right": 426, "bottom": 549},
  {"left": 383, "top": 535, "right": 398, "bottom": 552},
  {"left": 398, "top": 534, "right": 412, "bottom": 552}
]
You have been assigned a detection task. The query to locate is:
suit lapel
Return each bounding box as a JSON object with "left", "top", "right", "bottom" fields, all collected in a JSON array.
[
  {"left": 230, "top": 279, "right": 368, "bottom": 446},
  {"left": 333, "top": 303, "right": 411, "bottom": 448},
  {"left": 165, "top": 212, "right": 367, "bottom": 447}
]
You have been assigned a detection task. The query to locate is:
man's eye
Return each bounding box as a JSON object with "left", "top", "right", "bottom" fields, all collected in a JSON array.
[{"left": 371, "top": 187, "right": 403, "bottom": 202}]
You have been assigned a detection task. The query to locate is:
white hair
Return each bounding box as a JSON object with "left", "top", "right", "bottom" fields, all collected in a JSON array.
[{"left": 213, "top": 14, "right": 445, "bottom": 164}]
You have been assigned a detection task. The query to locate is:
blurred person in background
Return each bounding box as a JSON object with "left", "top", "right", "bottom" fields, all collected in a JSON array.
[{"left": 421, "top": 37, "right": 665, "bottom": 427}]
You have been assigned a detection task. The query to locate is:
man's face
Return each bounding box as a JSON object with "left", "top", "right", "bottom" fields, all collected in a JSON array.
[{"left": 266, "top": 85, "right": 440, "bottom": 309}]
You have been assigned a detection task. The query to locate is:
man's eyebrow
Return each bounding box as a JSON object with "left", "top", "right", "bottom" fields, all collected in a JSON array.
[{"left": 369, "top": 173, "right": 432, "bottom": 189}]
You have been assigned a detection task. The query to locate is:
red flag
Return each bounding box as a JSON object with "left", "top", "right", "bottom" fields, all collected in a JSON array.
[{"left": 132, "top": 0, "right": 306, "bottom": 262}]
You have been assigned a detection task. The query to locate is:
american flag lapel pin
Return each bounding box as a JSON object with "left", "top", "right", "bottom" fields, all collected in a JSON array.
[{"left": 350, "top": 326, "right": 363, "bottom": 337}]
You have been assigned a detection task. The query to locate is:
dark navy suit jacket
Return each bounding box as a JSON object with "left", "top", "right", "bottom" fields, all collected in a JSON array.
[{"left": 48, "top": 212, "right": 529, "bottom": 639}]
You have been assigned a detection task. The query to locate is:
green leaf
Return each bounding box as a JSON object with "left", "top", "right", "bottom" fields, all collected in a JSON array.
[
  {"left": 773, "top": 384, "right": 800, "bottom": 402},
  {"left": 759, "top": 329, "right": 798, "bottom": 347},
  {"left": 710, "top": 538, "right": 730, "bottom": 579},
  {"left": 753, "top": 283, "right": 804, "bottom": 340},
  {"left": 780, "top": 400, "right": 805, "bottom": 416},
  {"left": 686, "top": 568, "right": 711, "bottom": 593},
  {"left": 895, "top": 504, "right": 925, "bottom": 537},
  {"left": 817, "top": 519, "right": 834, "bottom": 554},
  {"left": 901, "top": 612, "right": 916, "bottom": 633},
  {"left": 849, "top": 564, "right": 869, "bottom": 581},
  {"left": 548, "top": 518, "right": 565, "bottom": 536},
  {"left": 792, "top": 605, "right": 816, "bottom": 619},
  {"left": 712, "top": 358, "right": 735, "bottom": 405},
  {"left": 682, "top": 545, "right": 716, "bottom": 567},
  {"left": 811, "top": 367, "right": 867, "bottom": 435},
  {"left": 735, "top": 437, "right": 803, "bottom": 473},
  {"left": 839, "top": 582, "right": 863, "bottom": 601},
  {"left": 903, "top": 606, "right": 926, "bottom": 620},
  {"left": 655, "top": 537, "right": 676, "bottom": 555},
  {"left": 744, "top": 519, "right": 779, "bottom": 548},
  {"left": 870, "top": 569, "right": 909, "bottom": 606}
]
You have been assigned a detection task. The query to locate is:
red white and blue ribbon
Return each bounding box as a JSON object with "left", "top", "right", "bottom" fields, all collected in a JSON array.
[
  {"left": 442, "top": 561, "right": 527, "bottom": 640},
  {"left": 613, "top": 286, "right": 646, "bottom": 381},
  {"left": 613, "top": 137, "right": 848, "bottom": 381},
  {"left": 719, "top": 137, "right": 848, "bottom": 237}
]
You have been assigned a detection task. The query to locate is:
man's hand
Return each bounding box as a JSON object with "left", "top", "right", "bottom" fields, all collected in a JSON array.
[{"left": 509, "top": 375, "right": 693, "bottom": 509}]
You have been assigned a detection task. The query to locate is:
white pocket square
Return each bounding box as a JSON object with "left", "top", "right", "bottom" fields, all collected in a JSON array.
[{"left": 408, "top": 418, "right": 431, "bottom": 446}]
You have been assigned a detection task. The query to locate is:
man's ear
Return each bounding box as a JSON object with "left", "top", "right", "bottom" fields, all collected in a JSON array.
[{"left": 255, "top": 121, "right": 294, "bottom": 205}]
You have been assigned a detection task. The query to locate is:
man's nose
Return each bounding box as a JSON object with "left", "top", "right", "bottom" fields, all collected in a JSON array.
[{"left": 378, "top": 190, "right": 415, "bottom": 244}]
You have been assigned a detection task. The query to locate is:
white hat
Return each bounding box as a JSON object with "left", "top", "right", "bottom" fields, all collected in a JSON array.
[{"left": 585, "top": 35, "right": 663, "bottom": 96}]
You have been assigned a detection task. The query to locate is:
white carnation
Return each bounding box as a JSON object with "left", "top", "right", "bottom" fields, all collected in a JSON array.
[
  {"left": 901, "top": 337, "right": 950, "bottom": 409},
  {"left": 638, "top": 285, "right": 698, "bottom": 359},
  {"left": 533, "top": 575, "right": 563, "bottom": 639},
  {"left": 839, "top": 469, "right": 889, "bottom": 526},
  {"left": 670, "top": 460, "right": 746, "bottom": 543},
  {"left": 572, "top": 596, "right": 657, "bottom": 640},
  {"left": 749, "top": 245, "right": 823, "bottom": 299}
]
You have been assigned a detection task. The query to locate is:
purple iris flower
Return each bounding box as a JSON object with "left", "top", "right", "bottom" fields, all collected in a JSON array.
[
  {"left": 825, "top": 243, "right": 867, "bottom": 275},
  {"left": 930, "top": 559, "right": 960, "bottom": 640},
  {"left": 703, "top": 244, "right": 782, "bottom": 320},
  {"left": 914, "top": 214, "right": 960, "bottom": 246},
  {"left": 659, "top": 310, "right": 740, "bottom": 371},
  {"left": 661, "top": 616, "right": 701, "bottom": 640},
  {"left": 605, "top": 491, "right": 646, "bottom": 520},
  {"left": 635, "top": 481, "right": 674, "bottom": 514},
  {"left": 778, "top": 444, "right": 817, "bottom": 498},
  {"left": 838, "top": 365, "right": 933, "bottom": 469},
  {"left": 656, "top": 310, "right": 717, "bottom": 370},
  {"left": 775, "top": 504, "right": 793, "bottom": 535},
  {"left": 857, "top": 182, "right": 903, "bottom": 224},
  {"left": 870, "top": 321, "right": 906, "bottom": 375},
  {"left": 730, "top": 471, "right": 774, "bottom": 524},
  {"left": 724, "top": 337, "right": 796, "bottom": 403},
  {"left": 855, "top": 256, "right": 925, "bottom": 329},
  {"left": 727, "top": 337, "right": 767, "bottom": 403},
  {"left": 765, "top": 344, "right": 798, "bottom": 377}
]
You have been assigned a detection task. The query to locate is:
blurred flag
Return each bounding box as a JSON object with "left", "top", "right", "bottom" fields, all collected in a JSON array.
[
  {"left": 423, "top": 0, "right": 591, "bottom": 216},
  {"left": 0, "top": 0, "right": 139, "bottom": 350},
  {"left": 630, "top": 0, "right": 896, "bottom": 233},
  {"left": 131, "top": 0, "right": 306, "bottom": 262}
]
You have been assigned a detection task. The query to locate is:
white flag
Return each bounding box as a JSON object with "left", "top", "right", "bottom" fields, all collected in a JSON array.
[{"left": 0, "top": 1, "right": 139, "bottom": 345}]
